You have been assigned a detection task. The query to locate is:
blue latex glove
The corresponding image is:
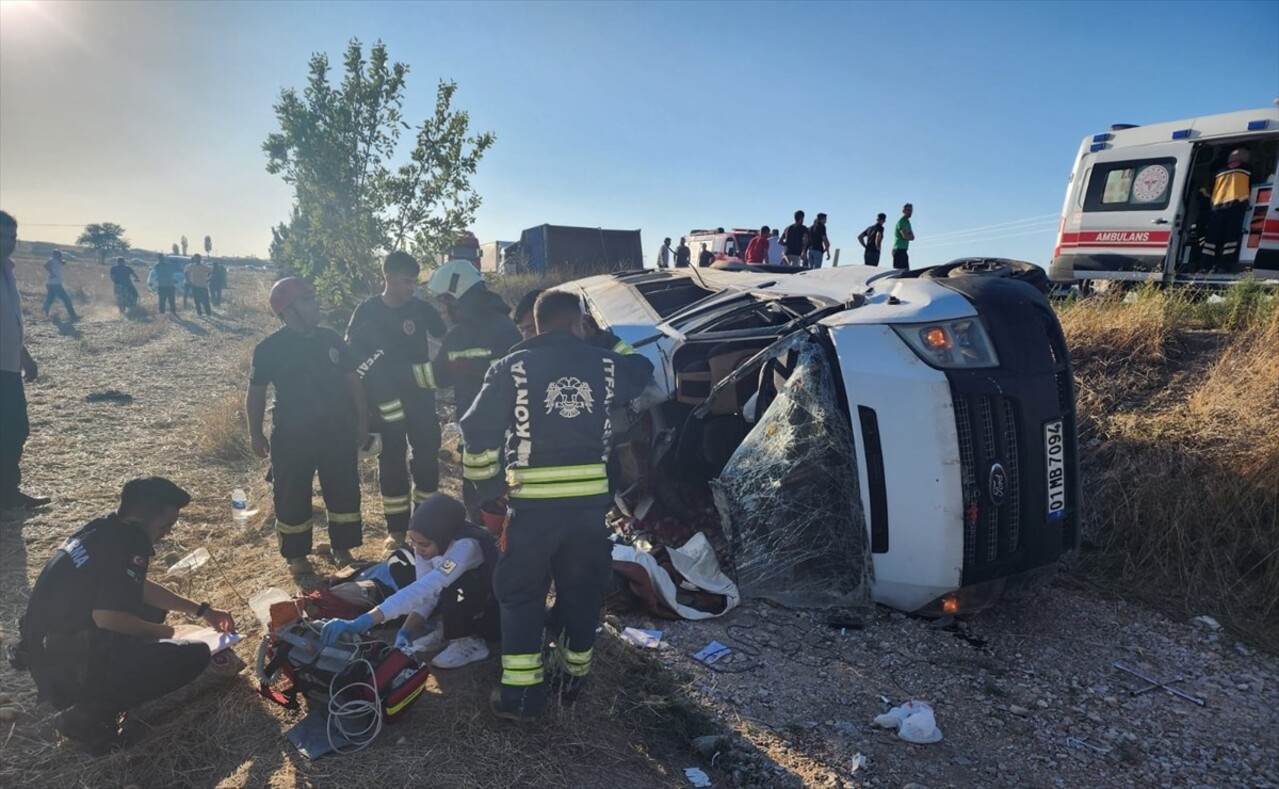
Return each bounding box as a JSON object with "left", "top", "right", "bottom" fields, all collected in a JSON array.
[
  {"left": 394, "top": 628, "right": 413, "bottom": 649},
  {"left": 320, "top": 613, "right": 375, "bottom": 647}
]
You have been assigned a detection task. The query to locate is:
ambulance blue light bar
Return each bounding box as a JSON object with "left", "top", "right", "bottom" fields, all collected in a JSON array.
[
  {"left": 1089, "top": 143, "right": 1108, "bottom": 152},
  {"left": 1247, "top": 120, "right": 1269, "bottom": 131},
  {"left": 1092, "top": 133, "right": 1112, "bottom": 143},
  {"left": 1171, "top": 129, "right": 1192, "bottom": 140}
]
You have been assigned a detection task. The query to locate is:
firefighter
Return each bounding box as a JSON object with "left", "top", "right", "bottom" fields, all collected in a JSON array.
[
  {"left": 1199, "top": 148, "right": 1253, "bottom": 272},
  {"left": 248, "top": 278, "right": 368, "bottom": 578},
  {"left": 345, "top": 252, "right": 448, "bottom": 550},
  {"left": 514, "top": 287, "right": 636, "bottom": 356},
  {"left": 13, "top": 478, "right": 236, "bottom": 754},
  {"left": 460, "top": 290, "right": 654, "bottom": 720},
  {"left": 423, "top": 260, "right": 522, "bottom": 515}
]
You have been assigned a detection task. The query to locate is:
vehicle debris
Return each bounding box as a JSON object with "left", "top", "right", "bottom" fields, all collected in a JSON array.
[{"left": 1113, "top": 662, "right": 1206, "bottom": 707}]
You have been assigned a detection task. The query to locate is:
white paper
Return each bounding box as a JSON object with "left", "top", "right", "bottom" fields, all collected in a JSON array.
[{"left": 170, "top": 625, "right": 243, "bottom": 654}]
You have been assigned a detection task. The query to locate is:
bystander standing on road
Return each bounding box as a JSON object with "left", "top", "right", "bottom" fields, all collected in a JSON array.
[
  {"left": 805, "top": 213, "right": 830, "bottom": 269},
  {"left": 858, "top": 213, "right": 887, "bottom": 267},
  {"left": 893, "top": 203, "right": 915, "bottom": 270},
  {"left": 767, "top": 228, "right": 784, "bottom": 266},
  {"left": 744, "top": 226, "right": 770, "bottom": 265},
  {"left": 675, "top": 237, "right": 691, "bottom": 268},
  {"left": 781, "top": 211, "right": 807, "bottom": 267},
  {"left": 656, "top": 237, "right": 672, "bottom": 269},
  {"left": 1, "top": 211, "right": 53, "bottom": 518},
  {"left": 42, "top": 250, "right": 77, "bottom": 321}
]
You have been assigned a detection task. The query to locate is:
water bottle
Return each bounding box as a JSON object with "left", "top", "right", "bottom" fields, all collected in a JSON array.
[{"left": 232, "top": 488, "right": 248, "bottom": 520}]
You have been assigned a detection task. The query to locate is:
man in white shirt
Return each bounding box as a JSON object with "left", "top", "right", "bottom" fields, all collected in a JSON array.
[
  {"left": 1, "top": 211, "right": 52, "bottom": 515},
  {"left": 42, "top": 250, "right": 77, "bottom": 321},
  {"left": 656, "top": 237, "right": 673, "bottom": 269},
  {"left": 766, "top": 228, "right": 784, "bottom": 266},
  {"left": 319, "top": 493, "right": 499, "bottom": 669}
]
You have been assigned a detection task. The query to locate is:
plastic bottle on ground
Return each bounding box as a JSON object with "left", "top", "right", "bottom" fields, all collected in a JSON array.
[{"left": 232, "top": 488, "right": 248, "bottom": 521}]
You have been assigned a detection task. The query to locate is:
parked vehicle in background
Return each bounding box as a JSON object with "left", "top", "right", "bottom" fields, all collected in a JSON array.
[
  {"left": 502, "top": 224, "right": 643, "bottom": 275},
  {"left": 683, "top": 228, "right": 756, "bottom": 265},
  {"left": 1049, "top": 106, "right": 1279, "bottom": 288}
]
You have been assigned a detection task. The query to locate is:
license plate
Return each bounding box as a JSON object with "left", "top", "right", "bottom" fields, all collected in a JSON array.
[{"left": 1044, "top": 420, "right": 1067, "bottom": 521}]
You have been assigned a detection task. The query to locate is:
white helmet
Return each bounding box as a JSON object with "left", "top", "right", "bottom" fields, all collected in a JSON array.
[{"left": 427, "top": 259, "right": 483, "bottom": 299}]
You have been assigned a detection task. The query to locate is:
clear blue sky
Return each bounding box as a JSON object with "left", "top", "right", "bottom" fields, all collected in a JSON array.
[{"left": 1, "top": 0, "right": 1276, "bottom": 266}]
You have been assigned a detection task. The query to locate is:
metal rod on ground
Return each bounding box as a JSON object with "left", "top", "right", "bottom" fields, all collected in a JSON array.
[{"left": 1113, "top": 662, "right": 1206, "bottom": 706}]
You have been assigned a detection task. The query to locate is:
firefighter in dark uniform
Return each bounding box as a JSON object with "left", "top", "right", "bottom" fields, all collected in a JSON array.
[
  {"left": 461, "top": 290, "right": 654, "bottom": 720},
  {"left": 1199, "top": 148, "right": 1253, "bottom": 272},
  {"left": 425, "top": 260, "right": 522, "bottom": 515},
  {"left": 12, "top": 478, "right": 236, "bottom": 754},
  {"left": 346, "top": 252, "right": 447, "bottom": 550},
  {"left": 514, "top": 287, "right": 637, "bottom": 356},
  {"left": 248, "top": 277, "right": 368, "bottom": 579}
]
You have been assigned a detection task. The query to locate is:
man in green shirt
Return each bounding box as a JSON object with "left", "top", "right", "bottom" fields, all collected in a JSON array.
[{"left": 893, "top": 203, "right": 915, "bottom": 270}]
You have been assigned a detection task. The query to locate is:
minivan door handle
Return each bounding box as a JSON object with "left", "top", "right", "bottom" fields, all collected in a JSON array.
[{"left": 1151, "top": 218, "right": 1169, "bottom": 225}]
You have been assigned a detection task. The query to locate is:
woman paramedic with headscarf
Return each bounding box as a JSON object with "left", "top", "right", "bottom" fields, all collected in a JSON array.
[{"left": 320, "top": 493, "right": 500, "bottom": 669}]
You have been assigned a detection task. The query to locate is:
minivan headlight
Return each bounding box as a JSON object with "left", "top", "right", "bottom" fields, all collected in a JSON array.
[{"left": 892, "top": 319, "right": 1000, "bottom": 368}]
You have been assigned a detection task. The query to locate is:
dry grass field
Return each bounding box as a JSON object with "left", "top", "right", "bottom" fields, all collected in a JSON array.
[{"left": 0, "top": 247, "right": 1276, "bottom": 787}]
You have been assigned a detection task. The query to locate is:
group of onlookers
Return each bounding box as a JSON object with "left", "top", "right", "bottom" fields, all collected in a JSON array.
[{"left": 654, "top": 203, "right": 917, "bottom": 271}]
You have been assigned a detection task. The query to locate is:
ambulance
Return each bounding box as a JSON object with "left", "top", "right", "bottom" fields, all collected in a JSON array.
[
  {"left": 1049, "top": 107, "right": 1279, "bottom": 287},
  {"left": 683, "top": 228, "right": 756, "bottom": 263}
]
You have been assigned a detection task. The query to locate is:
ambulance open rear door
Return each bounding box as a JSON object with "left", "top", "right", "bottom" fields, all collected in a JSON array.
[{"left": 1057, "top": 142, "right": 1190, "bottom": 283}]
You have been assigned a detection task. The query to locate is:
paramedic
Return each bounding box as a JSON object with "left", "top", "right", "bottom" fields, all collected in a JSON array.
[
  {"left": 14, "top": 478, "right": 235, "bottom": 754},
  {"left": 1200, "top": 148, "right": 1252, "bottom": 271},
  {"left": 248, "top": 278, "right": 367, "bottom": 578},
  {"left": 320, "top": 493, "right": 500, "bottom": 670},
  {"left": 345, "top": 252, "right": 447, "bottom": 549},
  {"left": 460, "top": 290, "right": 654, "bottom": 720}
]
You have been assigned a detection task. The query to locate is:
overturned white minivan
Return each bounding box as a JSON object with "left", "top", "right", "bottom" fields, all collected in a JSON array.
[{"left": 562, "top": 260, "right": 1078, "bottom": 614}]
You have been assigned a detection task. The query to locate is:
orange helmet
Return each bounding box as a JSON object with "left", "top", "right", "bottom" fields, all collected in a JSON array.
[{"left": 269, "top": 277, "right": 314, "bottom": 315}]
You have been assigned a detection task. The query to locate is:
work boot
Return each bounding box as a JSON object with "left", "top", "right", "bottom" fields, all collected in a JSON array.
[
  {"left": 489, "top": 686, "right": 545, "bottom": 722},
  {"left": 383, "top": 532, "right": 406, "bottom": 552},
  {"left": 332, "top": 548, "right": 355, "bottom": 568},
  {"left": 549, "top": 672, "right": 588, "bottom": 707},
  {"left": 55, "top": 707, "right": 119, "bottom": 756},
  {"left": 287, "top": 556, "right": 316, "bottom": 579}
]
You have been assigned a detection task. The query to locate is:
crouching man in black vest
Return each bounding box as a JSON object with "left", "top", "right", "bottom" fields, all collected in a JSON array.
[{"left": 11, "top": 478, "right": 237, "bottom": 754}]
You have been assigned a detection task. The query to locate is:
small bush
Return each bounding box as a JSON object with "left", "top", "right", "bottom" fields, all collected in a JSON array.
[{"left": 198, "top": 390, "right": 255, "bottom": 465}]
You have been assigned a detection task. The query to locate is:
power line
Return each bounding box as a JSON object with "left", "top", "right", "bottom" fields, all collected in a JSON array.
[
  {"left": 917, "top": 213, "right": 1059, "bottom": 242},
  {"left": 912, "top": 224, "right": 1059, "bottom": 250}
]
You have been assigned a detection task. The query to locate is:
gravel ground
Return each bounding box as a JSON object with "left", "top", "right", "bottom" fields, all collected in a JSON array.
[{"left": 615, "top": 583, "right": 1278, "bottom": 788}]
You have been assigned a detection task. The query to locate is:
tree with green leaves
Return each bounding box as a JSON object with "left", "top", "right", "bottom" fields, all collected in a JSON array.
[
  {"left": 181, "top": 235, "right": 189, "bottom": 256},
  {"left": 172, "top": 243, "right": 180, "bottom": 255},
  {"left": 264, "top": 38, "right": 494, "bottom": 311},
  {"left": 75, "top": 222, "right": 130, "bottom": 265},
  {"left": 204, "top": 235, "right": 212, "bottom": 256}
]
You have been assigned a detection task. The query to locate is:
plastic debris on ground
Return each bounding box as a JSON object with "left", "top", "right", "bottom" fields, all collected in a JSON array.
[
  {"left": 620, "top": 627, "right": 663, "bottom": 648},
  {"left": 850, "top": 752, "right": 867, "bottom": 772},
  {"left": 693, "top": 641, "right": 731, "bottom": 665},
  {"left": 166, "top": 547, "right": 211, "bottom": 575},
  {"left": 710, "top": 338, "right": 873, "bottom": 609},
  {"left": 873, "top": 700, "right": 943, "bottom": 744},
  {"left": 683, "top": 766, "right": 713, "bottom": 787}
]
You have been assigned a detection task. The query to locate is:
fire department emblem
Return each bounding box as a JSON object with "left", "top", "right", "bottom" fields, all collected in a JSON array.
[
  {"left": 403, "top": 320, "right": 416, "bottom": 336},
  {"left": 545, "top": 376, "right": 594, "bottom": 418},
  {"left": 328, "top": 347, "right": 341, "bottom": 365}
]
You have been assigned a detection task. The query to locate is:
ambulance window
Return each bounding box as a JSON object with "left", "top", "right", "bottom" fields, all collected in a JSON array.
[{"left": 1084, "top": 158, "right": 1177, "bottom": 212}]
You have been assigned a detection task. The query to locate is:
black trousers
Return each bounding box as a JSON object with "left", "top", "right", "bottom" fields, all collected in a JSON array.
[
  {"left": 440, "top": 567, "right": 500, "bottom": 641},
  {"left": 190, "top": 286, "right": 211, "bottom": 315},
  {"left": 1202, "top": 202, "right": 1247, "bottom": 269},
  {"left": 271, "top": 422, "right": 363, "bottom": 558},
  {"left": 892, "top": 249, "right": 910, "bottom": 270},
  {"left": 0, "top": 371, "right": 29, "bottom": 507},
  {"left": 209, "top": 286, "right": 223, "bottom": 306},
  {"left": 493, "top": 503, "right": 612, "bottom": 708},
  {"left": 864, "top": 248, "right": 881, "bottom": 267},
  {"left": 157, "top": 287, "right": 176, "bottom": 313},
  {"left": 377, "top": 389, "right": 440, "bottom": 535},
  {"left": 33, "top": 614, "right": 210, "bottom": 721}
]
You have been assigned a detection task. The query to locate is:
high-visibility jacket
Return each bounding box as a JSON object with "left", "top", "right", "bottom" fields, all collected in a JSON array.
[
  {"left": 345, "top": 295, "right": 447, "bottom": 421},
  {"left": 459, "top": 330, "right": 654, "bottom": 508},
  {"left": 1211, "top": 166, "right": 1252, "bottom": 208},
  {"left": 590, "top": 327, "right": 637, "bottom": 356},
  {"left": 416, "top": 285, "right": 521, "bottom": 415}
]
